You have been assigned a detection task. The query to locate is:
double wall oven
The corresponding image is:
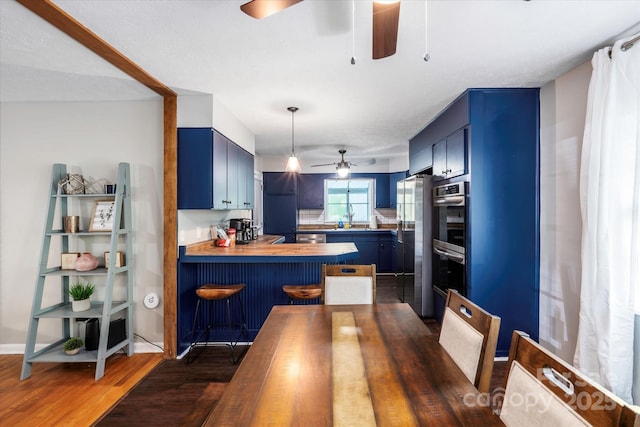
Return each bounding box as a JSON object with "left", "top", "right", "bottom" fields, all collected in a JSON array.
[{"left": 432, "top": 181, "right": 467, "bottom": 298}]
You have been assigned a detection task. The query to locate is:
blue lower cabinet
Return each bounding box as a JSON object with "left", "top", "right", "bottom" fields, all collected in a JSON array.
[
  {"left": 324, "top": 231, "right": 394, "bottom": 272},
  {"left": 378, "top": 235, "right": 393, "bottom": 273}
]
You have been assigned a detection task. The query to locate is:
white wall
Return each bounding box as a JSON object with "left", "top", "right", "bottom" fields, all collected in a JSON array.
[
  {"left": 177, "top": 93, "right": 255, "bottom": 154},
  {"left": 0, "top": 99, "right": 165, "bottom": 352},
  {"left": 539, "top": 61, "right": 592, "bottom": 362}
]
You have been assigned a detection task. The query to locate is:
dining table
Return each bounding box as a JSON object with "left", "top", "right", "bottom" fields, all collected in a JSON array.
[{"left": 203, "top": 303, "right": 504, "bottom": 426}]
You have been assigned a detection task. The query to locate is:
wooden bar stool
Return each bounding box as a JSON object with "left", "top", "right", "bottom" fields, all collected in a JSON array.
[
  {"left": 185, "top": 284, "right": 248, "bottom": 364},
  {"left": 282, "top": 284, "right": 322, "bottom": 304}
]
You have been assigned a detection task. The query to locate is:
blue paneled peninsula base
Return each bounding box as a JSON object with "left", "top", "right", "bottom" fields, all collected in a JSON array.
[{"left": 177, "top": 236, "right": 358, "bottom": 354}]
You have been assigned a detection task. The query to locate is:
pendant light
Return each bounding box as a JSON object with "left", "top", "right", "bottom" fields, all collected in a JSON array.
[{"left": 285, "top": 106, "right": 301, "bottom": 172}]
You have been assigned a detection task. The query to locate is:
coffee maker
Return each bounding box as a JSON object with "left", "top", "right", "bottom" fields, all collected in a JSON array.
[{"left": 230, "top": 218, "right": 253, "bottom": 244}]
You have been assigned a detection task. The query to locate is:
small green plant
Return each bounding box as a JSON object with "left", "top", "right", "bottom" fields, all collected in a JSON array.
[
  {"left": 68, "top": 282, "right": 95, "bottom": 301},
  {"left": 63, "top": 337, "right": 84, "bottom": 351}
]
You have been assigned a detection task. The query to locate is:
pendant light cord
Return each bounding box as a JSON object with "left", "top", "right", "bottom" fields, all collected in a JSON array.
[
  {"left": 288, "top": 106, "right": 298, "bottom": 154},
  {"left": 424, "top": 0, "right": 430, "bottom": 62},
  {"left": 351, "top": 0, "right": 356, "bottom": 65}
]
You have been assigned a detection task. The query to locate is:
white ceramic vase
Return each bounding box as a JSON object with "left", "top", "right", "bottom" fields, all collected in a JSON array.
[{"left": 71, "top": 298, "right": 91, "bottom": 312}]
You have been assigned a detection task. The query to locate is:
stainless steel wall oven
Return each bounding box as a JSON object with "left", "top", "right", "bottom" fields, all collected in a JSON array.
[{"left": 432, "top": 181, "right": 467, "bottom": 298}]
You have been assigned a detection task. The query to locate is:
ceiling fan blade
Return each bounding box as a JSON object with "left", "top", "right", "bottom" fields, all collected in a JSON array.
[
  {"left": 359, "top": 158, "right": 377, "bottom": 166},
  {"left": 372, "top": 1, "right": 400, "bottom": 59},
  {"left": 240, "top": 0, "right": 303, "bottom": 19},
  {"left": 310, "top": 162, "right": 337, "bottom": 167}
]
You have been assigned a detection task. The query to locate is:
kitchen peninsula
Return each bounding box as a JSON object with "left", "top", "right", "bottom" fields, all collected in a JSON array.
[{"left": 177, "top": 236, "right": 358, "bottom": 353}]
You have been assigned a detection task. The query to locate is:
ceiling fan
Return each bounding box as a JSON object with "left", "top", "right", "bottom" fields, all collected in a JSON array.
[
  {"left": 311, "top": 149, "right": 376, "bottom": 177},
  {"left": 240, "top": 0, "right": 401, "bottom": 59}
]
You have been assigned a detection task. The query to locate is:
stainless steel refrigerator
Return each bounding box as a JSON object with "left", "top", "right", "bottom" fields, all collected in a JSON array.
[{"left": 396, "top": 175, "right": 433, "bottom": 317}]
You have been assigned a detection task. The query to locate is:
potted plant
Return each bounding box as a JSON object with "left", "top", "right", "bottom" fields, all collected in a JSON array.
[
  {"left": 68, "top": 281, "right": 95, "bottom": 312},
  {"left": 63, "top": 337, "right": 84, "bottom": 355}
]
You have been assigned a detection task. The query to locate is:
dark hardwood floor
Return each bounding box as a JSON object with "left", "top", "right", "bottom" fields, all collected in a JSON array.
[{"left": 97, "top": 276, "right": 506, "bottom": 425}]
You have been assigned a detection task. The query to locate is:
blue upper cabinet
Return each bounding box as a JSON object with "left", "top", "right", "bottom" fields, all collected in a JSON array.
[
  {"left": 298, "top": 174, "right": 329, "bottom": 209},
  {"left": 238, "top": 148, "right": 255, "bottom": 209},
  {"left": 263, "top": 171, "right": 297, "bottom": 194},
  {"left": 178, "top": 128, "right": 254, "bottom": 210},
  {"left": 432, "top": 128, "right": 467, "bottom": 182},
  {"left": 178, "top": 128, "right": 214, "bottom": 209},
  {"left": 389, "top": 171, "right": 407, "bottom": 208},
  {"left": 409, "top": 92, "right": 469, "bottom": 176},
  {"left": 374, "top": 174, "right": 390, "bottom": 208}
]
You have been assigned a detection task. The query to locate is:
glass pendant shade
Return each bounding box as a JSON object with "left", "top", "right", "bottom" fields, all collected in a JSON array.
[
  {"left": 337, "top": 165, "right": 350, "bottom": 178},
  {"left": 286, "top": 154, "right": 301, "bottom": 172}
]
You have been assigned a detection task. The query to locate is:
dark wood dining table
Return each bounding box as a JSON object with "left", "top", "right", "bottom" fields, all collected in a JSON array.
[{"left": 203, "top": 303, "right": 504, "bottom": 426}]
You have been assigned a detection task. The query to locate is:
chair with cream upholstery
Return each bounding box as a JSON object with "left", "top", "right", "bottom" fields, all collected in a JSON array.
[
  {"left": 438, "top": 289, "right": 501, "bottom": 393},
  {"left": 322, "top": 264, "right": 376, "bottom": 305},
  {"left": 501, "top": 331, "right": 640, "bottom": 427}
]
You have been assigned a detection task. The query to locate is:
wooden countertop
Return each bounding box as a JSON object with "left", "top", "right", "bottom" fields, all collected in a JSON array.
[{"left": 179, "top": 235, "right": 359, "bottom": 264}]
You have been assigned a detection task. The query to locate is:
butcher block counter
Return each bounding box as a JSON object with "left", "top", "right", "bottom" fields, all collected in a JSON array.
[
  {"left": 180, "top": 235, "right": 358, "bottom": 263},
  {"left": 177, "top": 236, "right": 359, "bottom": 352}
]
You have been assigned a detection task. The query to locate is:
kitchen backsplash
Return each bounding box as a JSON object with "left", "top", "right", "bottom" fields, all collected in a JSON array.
[
  {"left": 298, "top": 208, "right": 397, "bottom": 226},
  {"left": 178, "top": 209, "right": 252, "bottom": 245}
]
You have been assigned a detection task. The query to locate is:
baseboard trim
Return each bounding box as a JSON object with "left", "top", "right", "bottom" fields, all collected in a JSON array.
[{"left": 0, "top": 340, "right": 164, "bottom": 355}]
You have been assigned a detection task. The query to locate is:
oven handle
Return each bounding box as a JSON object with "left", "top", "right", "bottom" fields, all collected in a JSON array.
[
  {"left": 433, "top": 246, "right": 465, "bottom": 263},
  {"left": 433, "top": 195, "right": 465, "bottom": 206}
]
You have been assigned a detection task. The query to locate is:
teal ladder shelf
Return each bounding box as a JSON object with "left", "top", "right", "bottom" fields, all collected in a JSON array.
[{"left": 21, "top": 163, "right": 134, "bottom": 381}]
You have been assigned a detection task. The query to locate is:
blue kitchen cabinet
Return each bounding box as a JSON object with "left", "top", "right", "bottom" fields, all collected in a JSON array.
[
  {"left": 389, "top": 171, "right": 407, "bottom": 208},
  {"left": 237, "top": 148, "right": 254, "bottom": 209},
  {"left": 378, "top": 234, "right": 393, "bottom": 272},
  {"left": 391, "top": 237, "right": 398, "bottom": 275},
  {"left": 211, "top": 130, "right": 229, "bottom": 209},
  {"left": 178, "top": 128, "right": 253, "bottom": 210},
  {"left": 263, "top": 172, "right": 298, "bottom": 242},
  {"left": 263, "top": 171, "right": 297, "bottom": 194},
  {"left": 424, "top": 88, "right": 540, "bottom": 356},
  {"left": 432, "top": 128, "right": 467, "bottom": 182},
  {"left": 409, "top": 125, "right": 433, "bottom": 175},
  {"left": 263, "top": 193, "right": 297, "bottom": 241},
  {"left": 298, "top": 174, "right": 330, "bottom": 209},
  {"left": 374, "top": 174, "right": 390, "bottom": 208},
  {"left": 325, "top": 231, "right": 393, "bottom": 272}
]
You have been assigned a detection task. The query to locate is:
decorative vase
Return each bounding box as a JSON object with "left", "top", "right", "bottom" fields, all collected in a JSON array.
[
  {"left": 65, "top": 348, "right": 81, "bottom": 356},
  {"left": 74, "top": 252, "right": 98, "bottom": 271},
  {"left": 72, "top": 298, "right": 91, "bottom": 312}
]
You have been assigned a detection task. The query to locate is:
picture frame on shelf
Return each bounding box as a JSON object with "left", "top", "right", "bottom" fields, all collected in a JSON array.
[{"left": 89, "top": 200, "right": 115, "bottom": 232}]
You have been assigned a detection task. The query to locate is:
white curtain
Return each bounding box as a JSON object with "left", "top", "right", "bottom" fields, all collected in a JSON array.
[{"left": 574, "top": 34, "right": 640, "bottom": 405}]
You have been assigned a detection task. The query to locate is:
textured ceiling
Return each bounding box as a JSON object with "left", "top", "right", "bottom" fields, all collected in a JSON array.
[{"left": 1, "top": 0, "right": 639, "bottom": 166}]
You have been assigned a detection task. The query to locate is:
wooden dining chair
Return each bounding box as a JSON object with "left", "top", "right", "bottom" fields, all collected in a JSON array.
[
  {"left": 438, "top": 289, "right": 501, "bottom": 393},
  {"left": 322, "top": 264, "right": 376, "bottom": 305},
  {"left": 501, "top": 330, "right": 639, "bottom": 427}
]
